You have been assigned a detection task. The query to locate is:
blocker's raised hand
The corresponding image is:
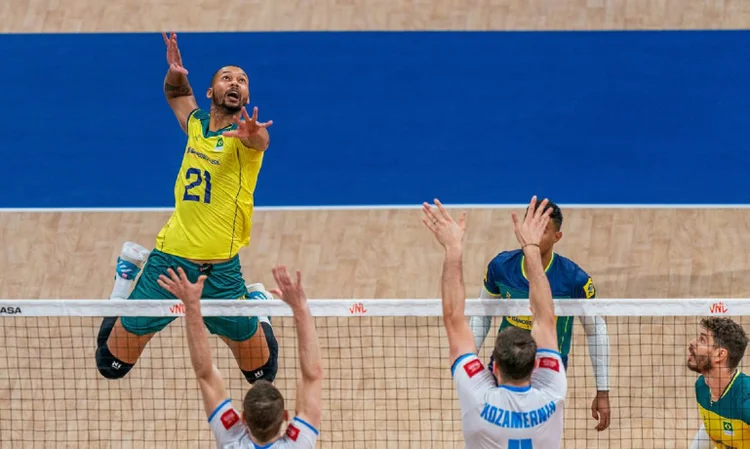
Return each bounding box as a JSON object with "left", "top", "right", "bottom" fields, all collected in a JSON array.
[
  {"left": 511, "top": 196, "right": 552, "bottom": 248},
  {"left": 422, "top": 199, "right": 466, "bottom": 250}
]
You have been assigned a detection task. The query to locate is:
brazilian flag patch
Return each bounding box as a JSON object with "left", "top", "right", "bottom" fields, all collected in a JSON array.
[
  {"left": 583, "top": 278, "right": 596, "bottom": 299},
  {"left": 723, "top": 421, "right": 734, "bottom": 436}
]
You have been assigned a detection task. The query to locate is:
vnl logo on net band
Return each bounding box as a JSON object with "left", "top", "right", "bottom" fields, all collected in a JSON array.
[
  {"left": 709, "top": 302, "right": 728, "bottom": 314},
  {"left": 0, "top": 306, "right": 22, "bottom": 315}
]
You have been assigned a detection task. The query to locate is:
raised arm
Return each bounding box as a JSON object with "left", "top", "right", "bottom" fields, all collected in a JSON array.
[
  {"left": 270, "top": 266, "right": 323, "bottom": 430},
  {"left": 157, "top": 268, "right": 228, "bottom": 418},
  {"left": 162, "top": 33, "right": 199, "bottom": 134},
  {"left": 422, "top": 200, "right": 476, "bottom": 364},
  {"left": 511, "top": 197, "right": 558, "bottom": 352}
]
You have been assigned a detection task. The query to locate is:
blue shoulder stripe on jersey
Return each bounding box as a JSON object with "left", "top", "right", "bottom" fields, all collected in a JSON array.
[
  {"left": 253, "top": 441, "right": 277, "bottom": 449},
  {"left": 293, "top": 417, "right": 320, "bottom": 435},
  {"left": 207, "top": 398, "right": 232, "bottom": 423},
  {"left": 537, "top": 348, "right": 562, "bottom": 358},
  {"left": 498, "top": 384, "right": 532, "bottom": 393},
  {"left": 451, "top": 353, "right": 476, "bottom": 377}
]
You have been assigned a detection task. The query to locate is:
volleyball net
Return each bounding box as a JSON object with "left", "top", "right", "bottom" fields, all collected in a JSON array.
[{"left": 0, "top": 298, "right": 748, "bottom": 449}]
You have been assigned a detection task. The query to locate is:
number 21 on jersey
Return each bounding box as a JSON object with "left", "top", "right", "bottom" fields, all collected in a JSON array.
[
  {"left": 183, "top": 167, "right": 212, "bottom": 204},
  {"left": 508, "top": 440, "right": 532, "bottom": 449}
]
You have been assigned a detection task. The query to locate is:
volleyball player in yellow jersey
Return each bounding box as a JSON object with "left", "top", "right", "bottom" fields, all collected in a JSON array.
[
  {"left": 95, "top": 33, "right": 278, "bottom": 385},
  {"left": 688, "top": 317, "right": 750, "bottom": 449}
]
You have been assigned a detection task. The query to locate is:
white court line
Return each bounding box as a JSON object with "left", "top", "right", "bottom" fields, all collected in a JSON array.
[{"left": 2, "top": 204, "right": 750, "bottom": 212}]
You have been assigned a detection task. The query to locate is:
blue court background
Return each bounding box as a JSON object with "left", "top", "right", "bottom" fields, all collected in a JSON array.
[{"left": 2, "top": 31, "right": 749, "bottom": 208}]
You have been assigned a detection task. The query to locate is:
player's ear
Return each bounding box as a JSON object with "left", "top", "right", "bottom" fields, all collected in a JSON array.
[
  {"left": 206, "top": 87, "right": 213, "bottom": 99},
  {"left": 553, "top": 231, "right": 562, "bottom": 244},
  {"left": 715, "top": 347, "right": 728, "bottom": 364},
  {"left": 283, "top": 409, "right": 289, "bottom": 422}
]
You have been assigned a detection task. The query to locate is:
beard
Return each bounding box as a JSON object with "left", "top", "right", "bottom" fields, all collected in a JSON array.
[
  {"left": 212, "top": 93, "right": 243, "bottom": 114},
  {"left": 687, "top": 352, "right": 712, "bottom": 373}
]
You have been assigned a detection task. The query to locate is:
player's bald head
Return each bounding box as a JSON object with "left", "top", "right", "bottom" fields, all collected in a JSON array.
[
  {"left": 243, "top": 380, "right": 286, "bottom": 442},
  {"left": 211, "top": 65, "right": 248, "bottom": 86}
]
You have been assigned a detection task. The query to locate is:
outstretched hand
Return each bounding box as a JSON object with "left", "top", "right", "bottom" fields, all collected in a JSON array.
[
  {"left": 422, "top": 199, "right": 466, "bottom": 251},
  {"left": 269, "top": 265, "right": 307, "bottom": 310},
  {"left": 157, "top": 267, "right": 206, "bottom": 306},
  {"left": 162, "top": 32, "right": 188, "bottom": 76},
  {"left": 511, "top": 196, "right": 551, "bottom": 248},
  {"left": 222, "top": 107, "right": 273, "bottom": 138}
]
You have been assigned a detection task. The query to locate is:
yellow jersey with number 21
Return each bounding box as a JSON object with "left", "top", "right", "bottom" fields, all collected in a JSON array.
[{"left": 155, "top": 109, "right": 264, "bottom": 261}]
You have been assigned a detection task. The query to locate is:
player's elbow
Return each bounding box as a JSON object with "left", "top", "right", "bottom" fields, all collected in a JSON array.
[
  {"left": 302, "top": 364, "right": 323, "bottom": 383},
  {"left": 195, "top": 364, "right": 220, "bottom": 382},
  {"left": 442, "top": 313, "right": 465, "bottom": 331}
]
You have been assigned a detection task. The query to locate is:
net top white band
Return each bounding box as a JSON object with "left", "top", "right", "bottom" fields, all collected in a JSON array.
[{"left": 0, "top": 299, "right": 744, "bottom": 317}]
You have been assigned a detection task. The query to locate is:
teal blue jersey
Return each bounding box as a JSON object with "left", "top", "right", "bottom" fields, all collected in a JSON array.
[{"left": 483, "top": 249, "right": 596, "bottom": 356}]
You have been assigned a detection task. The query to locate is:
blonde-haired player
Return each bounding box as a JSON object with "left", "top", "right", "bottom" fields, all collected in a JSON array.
[
  {"left": 94, "top": 32, "right": 278, "bottom": 385},
  {"left": 423, "top": 196, "right": 567, "bottom": 448}
]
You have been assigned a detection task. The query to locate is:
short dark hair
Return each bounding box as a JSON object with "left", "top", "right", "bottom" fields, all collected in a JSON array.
[
  {"left": 492, "top": 327, "right": 537, "bottom": 382},
  {"left": 211, "top": 65, "right": 246, "bottom": 86},
  {"left": 525, "top": 199, "right": 563, "bottom": 231},
  {"left": 243, "top": 380, "right": 285, "bottom": 442},
  {"left": 701, "top": 317, "right": 749, "bottom": 370}
]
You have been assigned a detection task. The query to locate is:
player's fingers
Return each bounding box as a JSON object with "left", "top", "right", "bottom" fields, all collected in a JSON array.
[
  {"left": 176, "top": 266, "right": 188, "bottom": 282},
  {"left": 422, "top": 217, "right": 438, "bottom": 234},
  {"left": 538, "top": 214, "right": 550, "bottom": 232},
  {"left": 434, "top": 199, "right": 451, "bottom": 221},
  {"left": 241, "top": 107, "right": 252, "bottom": 122},
  {"left": 269, "top": 288, "right": 283, "bottom": 297},
  {"left": 526, "top": 196, "right": 537, "bottom": 220},
  {"left": 534, "top": 198, "right": 548, "bottom": 220},
  {"left": 422, "top": 202, "right": 438, "bottom": 223},
  {"left": 275, "top": 265, "right": 291, "bottom": 286},
  {"left": 222, "top": 131, "right": 239, "bottom": 137},
  {"left": 258, "top": 120, "right": 273, "bottom": 128},
  {"left": 165, "top": 267, "right": 179, "bottom": 282},
  {"left": 196, "top": 275, "right": 207, "bottom": 288},
  {"left": 458, "top": 211, "right": 467, "bottom": 231},
  {"left": 272, "top": 265, "right": 283, "bottom": 283},
  {"left": 162, "top": 32, "right": 170, "bottom": 46},
  {"left": 296, "top": 270, "right": 302, "bottom": 287},
  {"left": 157, "top": 276, "right": 175, "bottom": 294},
  {"left": 156, "top": 279, "right": 172, "bottom": 294},
  {"left": 511, "top": 211, "right": 520, "bottom": 229},
  {"left": 251, "top": 107, "right": 259, "bottom": 122}
]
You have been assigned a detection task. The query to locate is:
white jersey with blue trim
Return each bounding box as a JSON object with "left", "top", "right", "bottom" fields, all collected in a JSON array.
[
  {"left": 452, "top": 349, "right": 567, "bottom": 448},
  {"left": 208, "top": 399, "right": 320, "bottom": 449}
]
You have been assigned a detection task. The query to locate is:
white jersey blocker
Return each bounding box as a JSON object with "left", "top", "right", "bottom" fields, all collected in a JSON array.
[
  {"left": 208, "top": 399, "right": 319, "bottom": 449},
  {"left": 452, "top": 349, "right": 567, "bottom": 449}
]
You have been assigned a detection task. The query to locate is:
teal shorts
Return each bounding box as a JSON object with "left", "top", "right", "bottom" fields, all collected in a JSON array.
[{"left": 120, "top": 249, "right": 258, "bottom": 341}]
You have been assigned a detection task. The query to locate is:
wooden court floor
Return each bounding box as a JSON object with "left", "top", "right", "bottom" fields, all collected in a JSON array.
[{"left": 2, "top": 0, "right": 750, "bottom": 447}]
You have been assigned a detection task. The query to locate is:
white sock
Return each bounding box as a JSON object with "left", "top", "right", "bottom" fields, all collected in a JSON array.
[{"left": 110, "top": 277, "right": 134, "bottom": 300}]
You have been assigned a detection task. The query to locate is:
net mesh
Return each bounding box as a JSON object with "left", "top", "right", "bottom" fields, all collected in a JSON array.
[{"left": 0, "top": 299, "right": 747, "bottom": 449}]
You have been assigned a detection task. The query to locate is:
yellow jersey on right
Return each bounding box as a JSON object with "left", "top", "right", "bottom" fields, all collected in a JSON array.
[
  {"left": 696, "top": 370, "right": 750, "bottom": 448},
  {"left": 156, "top": 109, "right": 265, "bottom": 260}
]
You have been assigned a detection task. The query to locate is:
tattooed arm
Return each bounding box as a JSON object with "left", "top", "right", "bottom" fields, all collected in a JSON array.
[{"left": 163, "top": 33, "right": 199, "bottom": 134}]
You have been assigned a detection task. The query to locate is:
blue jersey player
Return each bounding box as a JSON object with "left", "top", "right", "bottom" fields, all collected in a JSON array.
[{"left": 469, "top": 199, "right": 612, "bottom": 432}]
